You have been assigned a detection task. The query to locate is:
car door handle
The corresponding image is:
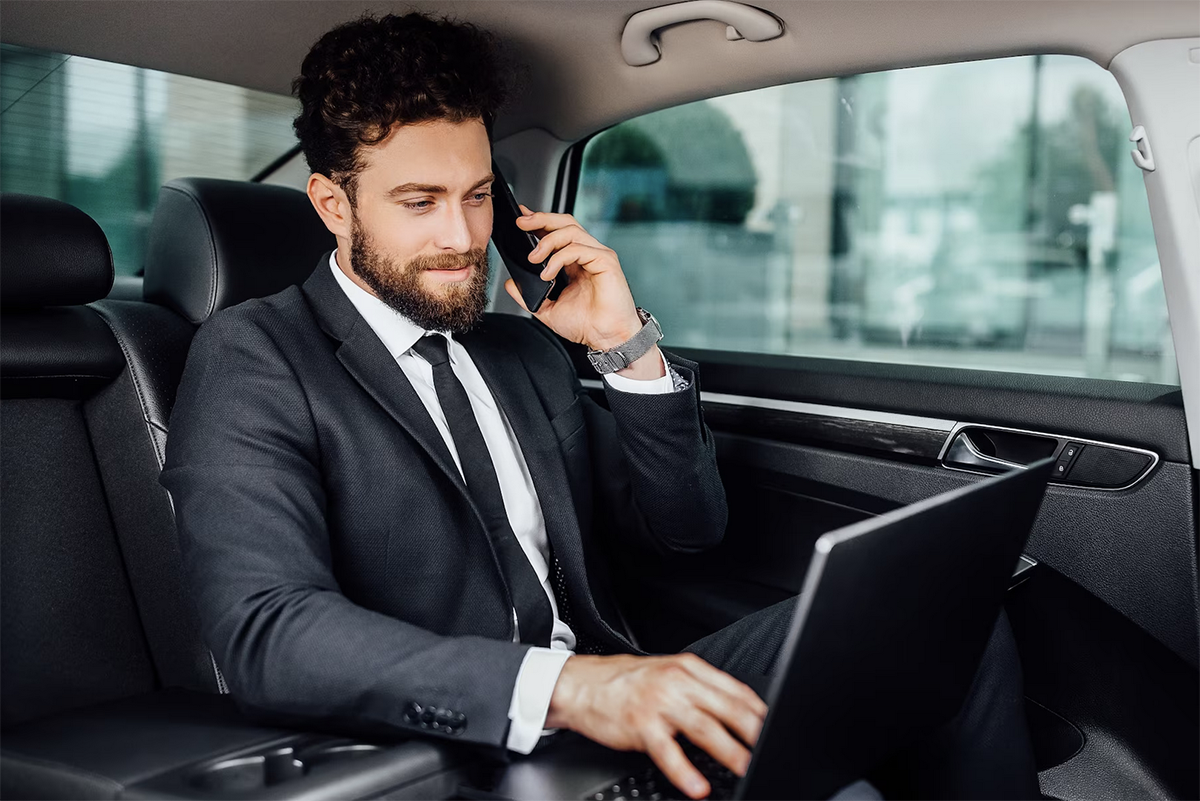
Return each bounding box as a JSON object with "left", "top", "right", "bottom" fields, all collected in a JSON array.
[
  {"left": 940, "top": 424, "right": 1159, "bottom": 490},
  {"left": 942, "top": 426, "right": 1058, "bottom": 474},
  {"left": 944, "top": 432, "right": 1026, "bottom": 472}
]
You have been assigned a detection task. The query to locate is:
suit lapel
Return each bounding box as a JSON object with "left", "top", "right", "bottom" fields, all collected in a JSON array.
[
  {"left": 337, "top": 324, "right": 469, "bottom": 495},
  {"left": 301, "top": 257, "right": 467, "bottom": 496}
]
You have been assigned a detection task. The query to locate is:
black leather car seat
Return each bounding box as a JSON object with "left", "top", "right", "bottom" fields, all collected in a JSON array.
[
  {"left": 90, "top": 177, "right": 335, "bottom": 466},
  {"left": 0, "top": 195, "right": 217, "bottom": 730},
  {"left": 142, "top": 176, "right": 336, "bottom": 326},
  {"left": 84, "top": 178, "right": 335, "bottom": 690},
  {"left": 0, "top": 185, "right": 332, "bottom": 799}
]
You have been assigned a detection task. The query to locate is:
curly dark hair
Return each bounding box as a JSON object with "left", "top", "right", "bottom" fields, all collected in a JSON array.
[{"left": 292, "top": 12, "right": 507, "bottom": 203}]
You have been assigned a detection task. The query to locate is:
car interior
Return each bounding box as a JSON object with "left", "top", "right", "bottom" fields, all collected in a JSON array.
[{"left": 1, "top": 1, "right": 1197, "bottom": 799}]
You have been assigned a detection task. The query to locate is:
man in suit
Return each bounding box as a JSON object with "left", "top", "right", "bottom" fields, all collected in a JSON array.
[{"left": 162, "top": 12, "right": 1039, "bottom": 800}]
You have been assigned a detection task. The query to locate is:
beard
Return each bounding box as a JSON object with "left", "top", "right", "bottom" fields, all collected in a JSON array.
[{"left": 349, "top": 217, "right": 490, "bottom": 334}]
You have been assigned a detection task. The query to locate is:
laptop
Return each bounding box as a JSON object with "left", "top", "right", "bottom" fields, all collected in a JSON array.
[{"left": 464, "top": 459, "right": 1054, "bottom": 801}]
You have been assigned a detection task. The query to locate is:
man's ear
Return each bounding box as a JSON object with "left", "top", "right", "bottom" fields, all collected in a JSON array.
[{"left": 307, "top": 173, "right": 352, "bottom": 239}]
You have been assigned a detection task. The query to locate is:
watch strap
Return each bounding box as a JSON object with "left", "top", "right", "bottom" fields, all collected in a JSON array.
[{"left": 587, "top": 308, "right": 663, "bottom": 374}]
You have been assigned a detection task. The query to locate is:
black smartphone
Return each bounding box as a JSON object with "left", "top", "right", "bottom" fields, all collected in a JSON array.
[{"left": 490, "top": 161, "right": 566, "bottom": 313}]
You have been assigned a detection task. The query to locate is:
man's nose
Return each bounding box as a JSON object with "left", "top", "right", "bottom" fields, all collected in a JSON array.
[{"left": 436, "top": 204, "right": 474, "bottom": 252}]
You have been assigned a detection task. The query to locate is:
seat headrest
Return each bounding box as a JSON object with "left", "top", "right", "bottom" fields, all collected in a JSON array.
[
  {"left": 143, "top": 178, "right": 336, "bottom": 324},
  {"left": 1, "top": 194, "right": 114, "bottom": 308}
]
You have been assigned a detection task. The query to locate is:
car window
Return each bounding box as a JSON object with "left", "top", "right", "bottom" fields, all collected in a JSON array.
[
  {"left": 1, "top": 44, "right": 299, "bottom": 276},
  {"left": 574, "top": 55, "right": 1177, "bottom": 385}
]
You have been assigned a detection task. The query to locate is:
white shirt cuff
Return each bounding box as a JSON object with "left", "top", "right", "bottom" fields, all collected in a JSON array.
[
  {"left": 506, "top": 648, "right": 574, "bottom": 754},
  {"left": 602, "top": 350, "right": 676, "bottom": 395}
]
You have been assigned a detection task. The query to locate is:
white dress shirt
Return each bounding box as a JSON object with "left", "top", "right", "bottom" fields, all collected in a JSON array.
[{"left": 328, "top": 252, "right": 676, "bottom": 752}]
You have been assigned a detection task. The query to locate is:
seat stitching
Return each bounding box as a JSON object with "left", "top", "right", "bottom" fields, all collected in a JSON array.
[
  {"left": 86, "top": 305, "right": 222, "bottom": 690},
  {"left": 89, "top": 304, "right": 167, "bottom": 467}
]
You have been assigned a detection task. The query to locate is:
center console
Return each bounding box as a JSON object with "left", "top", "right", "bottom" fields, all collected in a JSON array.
[{"left": 0, "top": 689, "right": 472, "bottom": 800}]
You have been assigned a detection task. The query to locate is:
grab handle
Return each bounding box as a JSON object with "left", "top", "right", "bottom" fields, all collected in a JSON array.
[{"left": 621, "top": 1, "right": 784, "bottom": 66}]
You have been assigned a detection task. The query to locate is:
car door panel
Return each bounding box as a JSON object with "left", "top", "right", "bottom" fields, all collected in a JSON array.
[
  {"left": 1009, "top": 566, "right": 1199, "bottom": 800},
  {"left": 573, "top": 341, "right": 1198, "bottom": 798},
  {"left": 672, "top": 349, "right": 1189, "bottom": 465},
  {"left": 572, "top": 346, "right": 1196, "bottom": 664}
]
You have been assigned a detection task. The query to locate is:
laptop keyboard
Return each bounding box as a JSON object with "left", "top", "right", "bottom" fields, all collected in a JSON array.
[{"left": 586, "top": 740, "right": 739, "bottom": 801}]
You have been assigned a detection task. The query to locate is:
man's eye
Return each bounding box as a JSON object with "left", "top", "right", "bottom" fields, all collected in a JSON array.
[
  {"left": 469, "top": 192, "right": 493, "bottom": 203},
  {"left": 402, "top": 200, "right": 434, "bottom": 211}
]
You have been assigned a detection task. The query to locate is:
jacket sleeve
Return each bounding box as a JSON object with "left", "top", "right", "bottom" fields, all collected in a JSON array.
[
  {"left": 597, "top": 351, "right": 728, "bottom": 553},
  {"left": 525, "top": 322, "right": 727, "bottom": 554},
  {"left": 160, "top": 311, "right": 530, "bottom": 750}
]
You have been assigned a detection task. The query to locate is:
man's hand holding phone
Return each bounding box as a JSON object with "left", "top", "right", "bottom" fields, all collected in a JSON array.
[{"left": 503, "top": 206, "right": 666, "bottom": 381}]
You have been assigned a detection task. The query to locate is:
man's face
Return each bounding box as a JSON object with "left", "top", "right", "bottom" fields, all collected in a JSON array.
[{"left": 348, "top": 118, "right": 494, "bottom": 333}]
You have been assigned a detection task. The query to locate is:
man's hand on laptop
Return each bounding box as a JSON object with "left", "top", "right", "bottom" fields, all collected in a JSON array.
[{"left": 545, "top": 653, "right": 767, "bottom": 799}]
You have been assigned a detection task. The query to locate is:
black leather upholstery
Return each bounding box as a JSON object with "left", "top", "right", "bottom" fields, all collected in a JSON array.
[
  {"left": 142, "top": 178, "right": 336, "bottom": 324},
  {"left": 0, "top": 197, "right": 128, "bottom": 400},
  {"left": 0, "top": 307, "right": 125, "bottom": 399},
  {"left": 0, "top": 197, "right": 166, "bottom": 727},
  {"left": 107, "top": 176, "right": 339, "bottom": 458},
  {"left": 0, "top": 690, "right": 278, "bottom": 799},
  {"left": 0, "top": 188, "right": 361, "bottom": 798},
  {"left": 1, "top": 194, "right": 114, "bottom": 308},
  {"left": 2, "top": 193, "right": 220, "bottom": 724},
  {"left": 2, "top": 397, "right": 163, "bottom": 728},
  {"left": 0, "top": 688, "right": 467, "bottom": 801},
  {"left": 91, "top": 301, "right": 200, "bottom": 464},
  {"left": 77, "top": 177, "right": 343, "bottom": 702}
]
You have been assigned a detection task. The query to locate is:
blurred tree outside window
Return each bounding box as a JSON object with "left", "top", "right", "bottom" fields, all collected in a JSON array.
[
  {"left": 1, "top": 44, "right": 299, "bottom": 276},
  {"left": 576, "top": 55, "right": 1177, "bottom": 385}
]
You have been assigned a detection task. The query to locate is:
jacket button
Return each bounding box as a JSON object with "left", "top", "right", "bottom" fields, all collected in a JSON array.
[
  {"left": 420, "top": 707, "right": 436, "bottom": 724},
  {"left": 402, "top": 702, "right": 422, "bottom": 724}
]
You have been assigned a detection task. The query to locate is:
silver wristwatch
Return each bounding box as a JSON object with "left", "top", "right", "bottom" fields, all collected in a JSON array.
[{"left": 586, "top": 308, "right": 663, "bottom": 374}]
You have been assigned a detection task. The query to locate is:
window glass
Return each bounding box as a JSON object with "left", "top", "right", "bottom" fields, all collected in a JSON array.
[
  {"left": 575, "top": 55, "right": 1177, "bottom": 384},
  {"left": 1, "top": 44, "right": 298, "bottom": 275}
]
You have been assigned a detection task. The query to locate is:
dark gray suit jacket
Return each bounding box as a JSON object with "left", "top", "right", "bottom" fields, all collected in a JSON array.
[{"left": 161, "top": 256, "right": 727, "bottom": 750}]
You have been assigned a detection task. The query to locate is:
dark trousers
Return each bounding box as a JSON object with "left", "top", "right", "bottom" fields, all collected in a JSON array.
[{"left": 683, "top": 601, "right": 1040, "bottom": 800}]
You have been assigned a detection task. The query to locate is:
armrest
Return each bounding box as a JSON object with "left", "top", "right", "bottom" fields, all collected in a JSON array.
[{"left": 1, "top": 688, "right": 473, "bottom": 800}]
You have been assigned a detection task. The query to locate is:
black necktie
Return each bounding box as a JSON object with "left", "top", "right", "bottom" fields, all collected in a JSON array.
[{"left": 410, "top": 335, "right": 555, "bottom": 647}]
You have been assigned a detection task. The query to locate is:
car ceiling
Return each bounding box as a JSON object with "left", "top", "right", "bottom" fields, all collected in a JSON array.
[{"left": 2, "top": 0, "right": 1198, "bottom": 142}]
